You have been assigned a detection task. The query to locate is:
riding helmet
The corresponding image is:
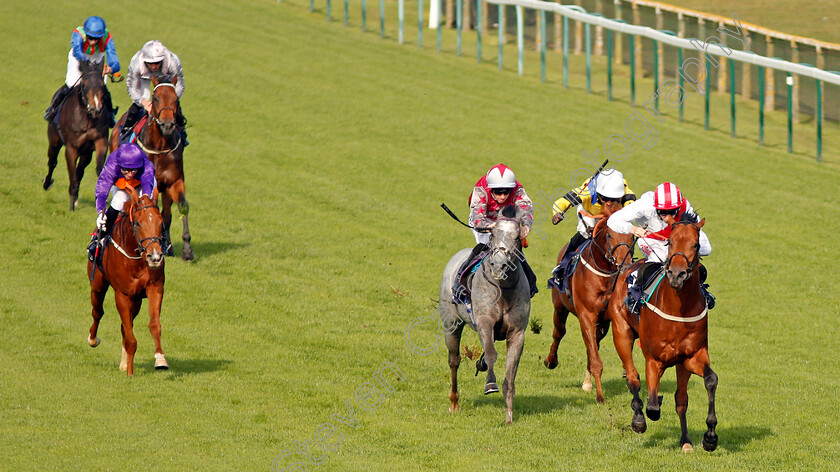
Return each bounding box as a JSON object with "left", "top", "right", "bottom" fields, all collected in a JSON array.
[
  {"left": 84, "top": 16, "right": 106, "bottom": 39},
  {"left": 654, "top": 182, "right": 683, "bottom": 210},
  {"left": 486, "top": 164, "right": 517, "bottom": 189}
]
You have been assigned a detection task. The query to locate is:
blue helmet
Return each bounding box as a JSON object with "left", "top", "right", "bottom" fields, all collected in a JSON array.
[
  {"left": 115, "top": 143, "right": 147, "bottom": 170},
  {"left": 83, "top": 16, "right": 106, "bottom": 39}
]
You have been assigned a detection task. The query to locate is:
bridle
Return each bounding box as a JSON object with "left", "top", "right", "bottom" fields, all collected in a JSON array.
[
  {"left": 150, "top": 82, "right": 177, "bottom": 127},
  {"left": 664, "top": 221, "right": 701, "bottom": 276},
  {"left": 126, "top": 199, "right": 165, "bottom": 257},
  {"left": 585, "top": 220, "right": 636, "bottom": 277},
  {"left": 485, "top": 217, "right": 523, "bottom": 282},
  {"left": 79, "top": 70, "right": 105, "bottom": 118}
]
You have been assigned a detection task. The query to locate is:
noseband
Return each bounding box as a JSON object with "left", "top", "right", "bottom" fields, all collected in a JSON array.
[
  {"left": 664, "top": 221, "right": 701, "bottom": 276},
  {"left": 128, "top": 201, "right": 165, "bottom": 256},
  {"left": 151, "top": 83, "right": 177, "bottom": 127}
]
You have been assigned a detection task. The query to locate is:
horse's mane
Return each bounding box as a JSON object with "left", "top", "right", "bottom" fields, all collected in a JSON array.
[
  {"left": 679, "top": 209, "right": 701, "bottom": 224},
  {"left": 500, "top": 205, "right": 517, "bottom": 219}
]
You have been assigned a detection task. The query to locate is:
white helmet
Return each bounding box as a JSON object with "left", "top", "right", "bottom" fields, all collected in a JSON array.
[
  {"left": 595, "top": 169, "right": 625, "bottom": 200},
  {"left": 486, "top": 164, "right": 517, "bottom": 189},
  {"left": 141, "top": 40, "right": 166, "bottom": 63}
]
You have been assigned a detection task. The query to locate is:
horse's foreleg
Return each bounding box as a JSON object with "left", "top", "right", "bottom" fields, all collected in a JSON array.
[
  {"left": 64, "top": 146, "right": 81, "bottom": 211},
  {"left": 161, "top": 190, "right": 175, "bottom": 257},
  {"left": 44, "top": 129, "right": 61, "bottom": 191},
  {"left": 146, "top": 284, "right": 168, "bottom": 370},
  {"left": 94, "top": 138, "right": 108, "bottom": 176},
  {"left": 544, "top": 291, "right": 569, "bottom": 370},
  {"left": 610, "top": 309, "right": 644, "bottom": 432},
  {"left": 87, "top": 263, "right": 109, "bottom": 348},
  {"left": 477, "top": 321, "right": 499, "bottom": 396},
  {"left": 503, "top": 329, "right": 525, "bottom": 425},
  {"left": 168, "top": 181, "right": 193, "bottom": 261},
  {"left": 444, "top": 314, "right": 464, "bottom": 412},
  {"left": 578, "top": 311, "right": 605, "bottom": 403},
  {"left": 675, "top": 364, "right": 693, "bottom": 452},
  {"left": 115, "top": 293, "right": 139, "bottom": 376},
  {"left": 685, "top": 349, "right": 718, "bottom": 451},
  {"left": 75, "top": 150, "right": 93, "bottom": 194},
  {"left": 644, "top": 358, "right": 665, "bottom": 421}
]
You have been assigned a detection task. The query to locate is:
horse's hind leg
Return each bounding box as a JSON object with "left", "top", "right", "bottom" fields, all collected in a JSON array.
[
  {"left": 443, "top": 305, "right": 465, "bottom": 412},
  {"left": 160, "top": 190, "right": 175, "bottom": 257},
  {"left": 44, "top": 129, "right": 61, "bottom": 191},
  {"left": 87, "top": 264, "right": 109, "bottom": 348},
  {"left": 503, "top": 329, "right": 525, "bottom": 425},
  {"left": 544, "top": 290, "right": 569, "bottom": 370},
  {"left": 675, "top": 364, "right": 694, "bottom": 452},
  {"left": 75, "top": 150, "right": 93, "bottom": 196}
]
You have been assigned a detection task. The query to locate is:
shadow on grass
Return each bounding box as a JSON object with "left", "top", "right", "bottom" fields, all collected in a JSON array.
[
  {"left": 468, "top": 392, "right": 591, "bottom": 418},
  {"left": 137, "top": 357, "right": 233, "bottom": 377},
  {"left": 639, "top": 422, "right": 772, "bottom": 452},
  {"left": 172, "top": 241, "right": 248, "bottom": 260}
]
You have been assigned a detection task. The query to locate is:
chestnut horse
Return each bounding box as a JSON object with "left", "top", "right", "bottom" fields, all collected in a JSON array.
[
  {"left": 607, "top": 211, "right": 718, "bottom": 452},
  {"left": 44, "top": 59, "right": 111, "bottom": 211},
  {"left": 543, "top": 216, "right": 635, "bottom": 403},
  {"left": 87, "top": 188, "right": 168, "bottom": 376},
  {"left": 110, "top": 75, "right": 193, "bottom": 261}
]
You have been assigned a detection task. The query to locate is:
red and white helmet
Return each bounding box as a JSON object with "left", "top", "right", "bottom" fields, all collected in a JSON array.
[
  {"left": 486, "top": 164, "right": 517, "bottom": 189},
  {"left": 654, "top": 182, "right": 683, "bottom": 210}
]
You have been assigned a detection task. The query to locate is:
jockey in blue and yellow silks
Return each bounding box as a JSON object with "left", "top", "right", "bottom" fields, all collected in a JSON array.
[{"left": 45, "top": 16, "right": 120, "bottom": 123}]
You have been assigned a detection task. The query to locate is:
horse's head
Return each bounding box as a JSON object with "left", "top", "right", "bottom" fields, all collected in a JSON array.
[
  {"left": 150, "top": 75, "right": 179, "bottom": 137},
  {"left": 484, "top": 205, "right": 524, "bottom": 284},
  {"left": 600, "top": 220, "right": 636, "bottom": 272},
  {"left": 125, "top": 188, "right": 165, "bottom": 268},
  {"left": 79, "top": 58, "right": 106, "bottom": 118},
  {"left": 665, "top": 211, "right": 705, "bottom": 289}
]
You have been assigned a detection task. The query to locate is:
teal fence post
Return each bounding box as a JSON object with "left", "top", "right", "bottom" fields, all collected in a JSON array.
[
  {"left": 516, "top": 6, "right": 523, "bottom": 76},
  {"left": 758, "top": 65, "right": 764, "bottom": 146},
  {"left": 730, "top": 58, "right": 736, "bottom": 137},
  {"left": 606, "top": 29, "right": 612, "bottom": 100},
  {"left": 327, "top": 0, "right": 331, "bottom": 21},
  {"left": 817, "top": 78, "right": 823, "bottom": 162},
  {"left": 585, "top": 23, "right": 591, "bottom": 93},
  {"left": 563, "top": 15, "right": 569, "bottom": 88},
  {"left": 456, "top": 0, "right": 463, "bottom": 57},
  {"left": 704, "top": 57, "right": 710, "bottom": 131},
  {"left": 498, "top": 5, "right": 504, "bottom": 70},
  {"left": 477, "top": 0, "right": 483, "bottom": 63},
  {"left": 678, "top": 47, "right": 684, "bottom": 123},
  {"left": 362, "top": 0, "right": 367, "bottom": 31},
  {"left": 540, "top": 10, "right": 546, "bottom": 82},
  {"left": 787, "top": 73, "right": 793, "bottom": 153},
  {"left": 418, "top": 0, "right": 423, "bottom": 48},
  {"left": 310, "top": 0, "right": 314, "bottom": 13},
  {"left": 437, "top": 0, "right": 442, "bottom": 52},
  {"left": 629, "top": 34, "right": 635, "bottom": 106},
  {"left": 344, "top": 0, "right": 348, "bottom": 26},
  {"left": 398, "top": 0, "right": 404, "bottom": 44},
  {"left": 380, "top": 0, "right": 385, "bottom": 38}
]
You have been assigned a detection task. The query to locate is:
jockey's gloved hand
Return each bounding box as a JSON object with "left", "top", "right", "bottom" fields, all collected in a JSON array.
[
  {"left": 552, "top": 212, "right": 564, "bottom": 225},
  {"left": 520, "top": 225, "right": 530, "bottom": 239},
  {"left": 96, "top": 211, "right": 107, "bottom": 231}
]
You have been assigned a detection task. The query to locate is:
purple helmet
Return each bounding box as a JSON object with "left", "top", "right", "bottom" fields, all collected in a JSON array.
[
  {"left": 84, "top": 16, "right": 106, "bottom": 38},
  {"left": 115, "top": 143, "right": 147, "bottom": 170}
]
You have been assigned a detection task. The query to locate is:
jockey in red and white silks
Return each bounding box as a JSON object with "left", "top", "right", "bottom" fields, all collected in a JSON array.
[
  {"left": 607, "top": 182, "right": 711, "bottom": 263},
  {"left": 468, "top": 164, "right": 534, "bottom": 245}
]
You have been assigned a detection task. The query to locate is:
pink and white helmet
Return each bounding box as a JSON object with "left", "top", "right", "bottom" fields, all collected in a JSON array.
[
  {"left": 654, "top": 182, "right": 683, "bottom": 210},
  {"left": 486, "top": 164, "right": 517, "bottom": 189}
]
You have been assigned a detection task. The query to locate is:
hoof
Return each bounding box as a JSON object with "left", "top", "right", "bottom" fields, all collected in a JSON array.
[
  {"left": 43, "top": 177, "right": 54, "bottom": 190},
  {"left": 119, "top": 362, "right": 128, "bottom": 372},
  {"left": 484, "top": 383, "right": 499, "bottom": 395},
  {"left": 182, "top": 249, "right": 194, "bottom": 261},
  {"left": 582, "top": 382, "right": 593, "bottom": 393},
  {"left": 544, "top": 357, "right": 558, "bottom": 369},
  {"left": 646, "top": 407, "right": 660, "bottom": 421},
  {"left": 154, "top": 353, "right": 169, "bottom": 370},
  {"left": 682, "top": 443, "right": 695, "bottom": 453},
  {"left": 87, "top": 336, "right": 101, "bottom": 347},
  {"left": 702, "top": 432, "right": 718, "bottom": 451},
  {"left": 449, "top": 403, "right": 460, "bottom": 413},
  {"left": 631, "top": 419, "right": 647, "bottom": 434}
]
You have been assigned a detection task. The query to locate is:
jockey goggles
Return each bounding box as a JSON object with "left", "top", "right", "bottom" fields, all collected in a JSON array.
[
  {"left": 491, "top": 188, "right": 512, "bottom": 195},
  {"left": 121, "top": 167, "right": 141, "bottom": 174},
  {"left": 656, "top": 208, "right": 679, "bottom": 217},
  {"left": 597, "top": 194, "right": 621, "bottom": 204}
]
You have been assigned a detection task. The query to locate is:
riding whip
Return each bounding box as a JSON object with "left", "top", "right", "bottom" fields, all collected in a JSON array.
[{"left": 554, "top": 159, "right": 610, "bottom": 224}]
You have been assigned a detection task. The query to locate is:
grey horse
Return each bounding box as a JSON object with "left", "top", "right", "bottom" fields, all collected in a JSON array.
[{"left": 438, "top": 205, "right": 530, "bottom": 424}]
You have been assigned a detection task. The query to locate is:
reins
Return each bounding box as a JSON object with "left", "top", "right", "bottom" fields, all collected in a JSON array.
[{"left": 110, "top": 199, "right": 164, "bottom": 260}]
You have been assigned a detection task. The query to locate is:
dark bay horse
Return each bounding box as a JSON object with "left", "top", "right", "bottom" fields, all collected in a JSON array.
[
  {"left": 45, "top": 59, "right": 111, "bottom": 211},
  {"left": 87, "top": 187, "right": 168, "bottom": 376},
  {"left": 110, "top": 75, "right": 193, "bottom": 261},
  {"left": 544, "top": 215, "right": 634, "bottom": 403},
  {"left": 607, "top": 212, "right": 718, "bottom": 452},
  {"left": 439, "top": 205, "right": 530, "bottom": 424}
]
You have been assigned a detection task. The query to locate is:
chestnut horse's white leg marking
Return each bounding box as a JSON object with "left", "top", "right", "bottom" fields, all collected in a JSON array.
[
  {"left": 119, "top": 345, "right": 128, "bottom": 372},
  {"left": 154, "top": 353, "right": 169, "bottom": 370},
  {"left": 582, "top": 369, "right": 593, "bottom": 392}
]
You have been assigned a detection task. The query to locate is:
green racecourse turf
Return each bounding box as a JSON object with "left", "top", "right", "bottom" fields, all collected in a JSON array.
[{"left": 2, "top": 0, "right": 840, "bottom": 470}]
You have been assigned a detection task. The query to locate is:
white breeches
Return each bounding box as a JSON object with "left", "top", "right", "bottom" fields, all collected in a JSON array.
[
  {"left": 66, "top": 50, "right": 105, "bottom": 87},
  {"left": 108, "top": 183, "right": 156, "bottom": 212},
  {"left": 637, "top": 237, "right": 668, "bottom": 263},
  {"left": 576, "top": 207, "right": 598, "bottom": 238},
  {"left": 472, "top": 228, "right": 490, "bottom": 245}
]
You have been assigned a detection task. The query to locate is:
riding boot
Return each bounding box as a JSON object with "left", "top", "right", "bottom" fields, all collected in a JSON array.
[
  {"left": 625, "top": 262, "right": 661, "bottom": 315},
  {"left": 121, "top": 103, "right": 143, "bottom": 139},
  {"left": 453, "top": 243, "right": 487, "bottom": 301},
  {"left": 44, "top": 84, "right": 70, "bottom": 121},
  {"left": 698, "top": 264, "right": 715, "bottom": 309},
  {"left": 551, "top": 232, "right": 588, "bottom": 288},
  {"left": 521, "top": 258, "right": 538, "bottom": 298},
  {"left": 103, "top": 87, "right": 117, "bottom": 128},
  {"left": 102, "top": 206, "right": 121, "bottom": 241}
]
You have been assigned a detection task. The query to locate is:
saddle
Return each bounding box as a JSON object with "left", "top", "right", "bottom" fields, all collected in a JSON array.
[
  {"left": 547, "top": 239, "right": 591, "bottom": 294},
  {"left": 454, "top": 250, "right": 490, "bottom": 303},
  {"left": 117, "top": 115, "right": 149, "bottom": 146},
  {"left": 625, "top": 263, "right": 665, "bottom": 316}
]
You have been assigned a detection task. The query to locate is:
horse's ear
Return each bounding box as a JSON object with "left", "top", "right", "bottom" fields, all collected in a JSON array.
[
  {"left": 697, "top": 218, "right": 705, "bottom": 228},
  {"left": 171, "top": 75, "right": 178, "bottom": 86},
  {"left": 151, "top": 75, "right": 159, "bottom": 87},
  {"left": 125, "top": 184, "right": 140, "bottom": 202}
]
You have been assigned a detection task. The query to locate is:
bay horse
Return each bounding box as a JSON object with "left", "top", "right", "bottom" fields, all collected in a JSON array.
[
  {"left": 44, "top": 59, "right": 111, "bottom": 211},
  {"left": 87, "top": 187, "right": 168, "bottom": 376},
  {"left": 439, "top": 205, "right": 530, "bottom": 424},
  {"left": 607, "top": 211, "right": 718, "bottom": 452},
  {"left": 543, "top": 215, "right": 635, "bottom": 403},
  {"left": 110, "top": 75, "right": 193, "bottom": 261}
]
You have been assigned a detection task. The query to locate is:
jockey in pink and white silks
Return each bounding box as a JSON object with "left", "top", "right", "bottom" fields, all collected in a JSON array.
[
  {"left": 454, "top": 164, "right": 538, "bottom": 299},
  {"left": 607, "top": 182, "right": 715, "bottom": 313},
  {"left": 44, "top": 16, "right": 120, "bottom": 122}
]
